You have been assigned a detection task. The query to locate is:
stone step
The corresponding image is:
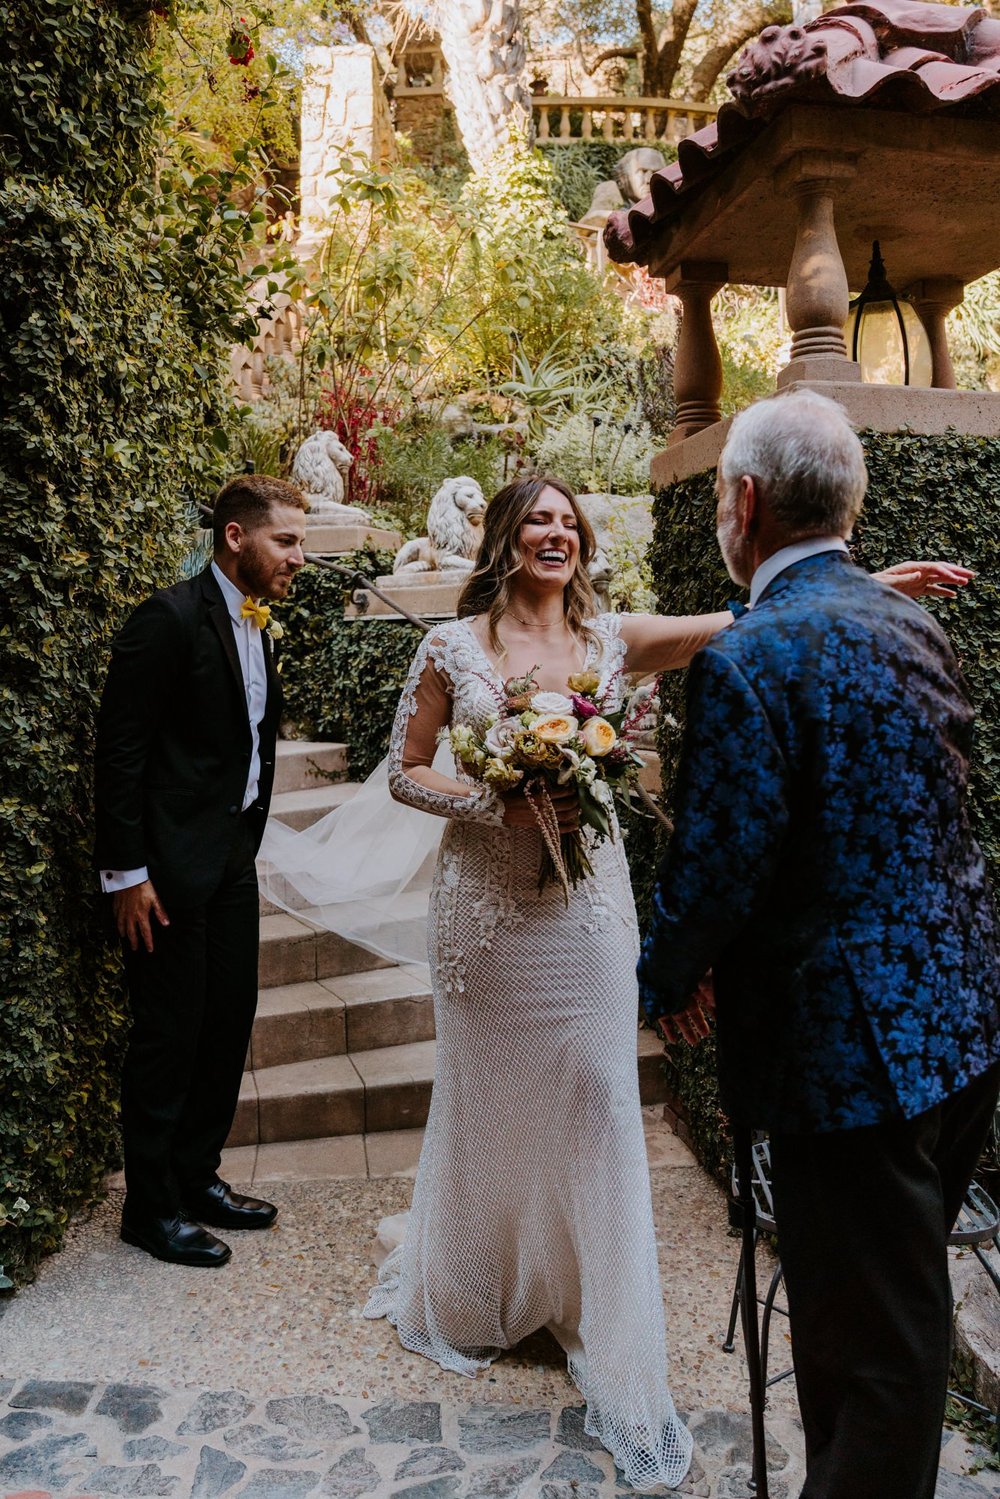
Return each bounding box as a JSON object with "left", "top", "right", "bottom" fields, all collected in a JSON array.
[
  {"left": 268, "top": 780, "right": 361, "bottom": 832},
  {"left": 273, "top": 738, "right": 349, "bottom": 795},
  {"left": 249, "top": 964, "right": 435, "bottom": 1069},
  {"left": 229, "top": 1027, "right": 668, "bottom": 1147},
  {"left": 258, "top": 910, "right": 394, "bottom": 988}
]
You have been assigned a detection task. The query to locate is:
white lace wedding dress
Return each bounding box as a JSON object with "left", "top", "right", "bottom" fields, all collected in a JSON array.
[{"left": 362, "top": 614, "right": 693, "bottom": 1491}]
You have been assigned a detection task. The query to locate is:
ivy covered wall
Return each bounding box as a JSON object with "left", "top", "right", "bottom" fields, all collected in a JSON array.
[
  {"left": 641, "top": 431, "right": 1000, "bottom": 1176},
  {"left": 0, "top": 2, "right": 251, "bottom": 1288}
]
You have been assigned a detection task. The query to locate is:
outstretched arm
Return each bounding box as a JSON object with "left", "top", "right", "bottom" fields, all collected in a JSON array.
[
  {"left": 618, "top": 610, "right": 736, "bottom": 676},
  {"left": 873, "top": 561, "right": 974, "bottom": 600},
  {"left": 617, "top": 558, "right": 972, "bottom": 677}
]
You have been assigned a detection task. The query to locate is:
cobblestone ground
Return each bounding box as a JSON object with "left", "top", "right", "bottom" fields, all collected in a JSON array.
[
  {"left": 0, "top": 1378, "right": 994, "bottom": 1498},
  {"left": 1, "top": 1116, "right": 996, "bottom": 1497}
]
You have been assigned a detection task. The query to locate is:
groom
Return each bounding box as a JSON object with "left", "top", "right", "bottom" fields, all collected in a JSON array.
[
  {"left": 95, "top": 473, "right": 307, "bottom": 1266},
  {"left": 639, "top": 390, "right": 1000, "bottom": 1499}
]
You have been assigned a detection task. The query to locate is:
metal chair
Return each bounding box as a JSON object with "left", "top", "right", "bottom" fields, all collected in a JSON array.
[{"left": 723, "top": 1135, "right": 1000, "bottom": 1483}]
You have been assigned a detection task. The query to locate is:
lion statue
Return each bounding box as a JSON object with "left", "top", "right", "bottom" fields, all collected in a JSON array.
[
  {"left": 392, "top": 477, "right": 488, "bottom": 575},
  {"left": 291, "top": 430, "right": 368, "bottom": 521}
]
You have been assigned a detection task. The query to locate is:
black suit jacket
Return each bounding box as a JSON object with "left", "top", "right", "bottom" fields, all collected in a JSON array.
[{"left": 94, "top": 565, "right": 281, "bottom": 907}]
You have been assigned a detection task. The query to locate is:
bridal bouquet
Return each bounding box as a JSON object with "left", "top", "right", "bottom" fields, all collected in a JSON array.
[{"left": 445, "top": 666, "right": 654, "bottom": 896}]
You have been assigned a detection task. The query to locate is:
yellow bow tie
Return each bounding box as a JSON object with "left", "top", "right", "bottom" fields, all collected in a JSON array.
[{"left": 240, "top": 596, "right": 271, "bottom": 630}]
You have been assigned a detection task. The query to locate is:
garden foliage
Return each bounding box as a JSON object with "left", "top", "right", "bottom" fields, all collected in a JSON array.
[
  {"left": 275, "top": 557, "right": 423, "bottom": 781},
  {"left": 0, "top": 0, "right": 277, "bottom": 1289},
  {"left": 642, "top": 432, "right": 1000, "bottom": 1176}
]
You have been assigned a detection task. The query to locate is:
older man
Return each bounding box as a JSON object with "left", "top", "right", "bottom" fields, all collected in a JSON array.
[{"left": 639, "top": 390, "right": 1000, "bottom": 1499}]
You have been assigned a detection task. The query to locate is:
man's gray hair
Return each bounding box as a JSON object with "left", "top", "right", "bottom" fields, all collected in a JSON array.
[{"left": 718, "top": 390, "right": 868, "bottom": 538}]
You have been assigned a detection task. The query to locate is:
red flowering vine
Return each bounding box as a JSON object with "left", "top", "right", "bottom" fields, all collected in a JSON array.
[{"left": 227, "top": 16, "right": 255, "bottom": 67}]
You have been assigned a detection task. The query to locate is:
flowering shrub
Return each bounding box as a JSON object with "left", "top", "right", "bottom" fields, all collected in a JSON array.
[
  {"left": 227, "top": 15, "right": 254, "bottom": 66},
  {"left": 316, "top": 382, "right": 401, "bottom": 509}
]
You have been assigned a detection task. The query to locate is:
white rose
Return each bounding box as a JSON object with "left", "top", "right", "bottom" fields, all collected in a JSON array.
[
  {"left": 591, "top": 778, "right": 614, "bottom": 808},
  {"left": 484, "top": 716, "right": 521, "bottom": 757},
  {"left": 530, "top": 691, "right": 574, "bottom": 715}
]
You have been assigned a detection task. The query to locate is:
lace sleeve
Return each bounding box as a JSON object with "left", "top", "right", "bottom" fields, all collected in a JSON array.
[{"left": 387, "top": 631, "right": 503, "bottom": 825}]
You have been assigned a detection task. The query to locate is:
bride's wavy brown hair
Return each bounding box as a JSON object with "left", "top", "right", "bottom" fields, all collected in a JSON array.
[{"left": 457, "top": 474, "right": 598, "bottom": 658}]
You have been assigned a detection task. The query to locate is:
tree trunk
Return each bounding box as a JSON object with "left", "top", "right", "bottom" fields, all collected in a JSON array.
[
  {"left": 434, "top": 0, "right": 534, "bottom": 173},
  {"left": 637, "top": 0, "right": 701, "bottom": 98},
  {"left": 687, "top": 3, "right": 792, "bottom": 101}
]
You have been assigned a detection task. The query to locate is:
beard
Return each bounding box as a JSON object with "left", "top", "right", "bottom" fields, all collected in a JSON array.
[
  {"left": 716, "top": 502, "right": 753, "bottom": 587},
  {"left": 239, "top": 537, "right": 288, "bottom": 601}
]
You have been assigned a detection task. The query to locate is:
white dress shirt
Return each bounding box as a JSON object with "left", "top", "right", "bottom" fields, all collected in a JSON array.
[
  {"left": 749, "top": 536, "right": 849, "bottom": 609},
  {"left": 100, "top": 561, "right": 269, "bottom": 894}
]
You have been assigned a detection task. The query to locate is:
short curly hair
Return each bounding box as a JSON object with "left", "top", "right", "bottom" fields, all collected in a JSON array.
[{"left": 212, "top": 473, "right": 308, "bottom": 548}]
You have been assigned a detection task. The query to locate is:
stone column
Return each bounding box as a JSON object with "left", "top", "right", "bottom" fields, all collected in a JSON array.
[
  {"left": 776, "top": 151, "right": 861, "bottom": 388},
  {"left": 665, "top": 261, "right": 728, "bottom": 444},
  {"left": 909, "top": 278, "right": 965, "bottom": 390},
  {"left": 299, "top": 45, "right": 396, "bottom": 254}
]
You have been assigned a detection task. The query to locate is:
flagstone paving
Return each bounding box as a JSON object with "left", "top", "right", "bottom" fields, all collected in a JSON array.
[{"left": 1, "top": 1113, "right": 995, "bottom": 1498}]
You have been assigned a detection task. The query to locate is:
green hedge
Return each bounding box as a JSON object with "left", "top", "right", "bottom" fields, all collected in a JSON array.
[
  {"left": 276, "top": 555, "right": 424, "bottom": 780},
  {"left": 645, "top": 431, "right": 1000, "bottom": 1176},
  {"left": 0, "top": 2, "right": 246, "bottom": 1290}
]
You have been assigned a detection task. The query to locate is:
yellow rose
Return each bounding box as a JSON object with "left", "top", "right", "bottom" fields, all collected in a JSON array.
[
  {"left": 567, "top": 670, "right": 600, "bottom": 695},
  {"left": 531, "top": 713, "right": 578, "bottom": 745},
  {"left": 579, "top": 716, "right": 617, "bottom": 756}
]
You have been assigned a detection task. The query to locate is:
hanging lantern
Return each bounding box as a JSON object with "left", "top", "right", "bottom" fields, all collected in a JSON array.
[{"left": 845, "top": 242, "right": 933, "bottom": 387}]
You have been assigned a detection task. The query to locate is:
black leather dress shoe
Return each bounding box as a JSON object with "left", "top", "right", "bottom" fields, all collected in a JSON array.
[
  {"left": 120, "top": 1212, "right": 231, "bottom": 1267},
  {"left": 182, "top": 1179, "right": 278, "bottom": 1231}
]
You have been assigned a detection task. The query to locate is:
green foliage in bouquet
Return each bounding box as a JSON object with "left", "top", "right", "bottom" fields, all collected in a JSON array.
[{"left": 643, "top": 431, "right": 1000, "bottom": 1179}]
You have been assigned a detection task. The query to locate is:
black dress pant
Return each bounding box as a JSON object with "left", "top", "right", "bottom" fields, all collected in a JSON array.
[
  {"left": 120, "top": 816, "right": 260, "bottom": 1220},
  {"left": 769, "top": 1060, "right": 1000, "bottom": 1499}
]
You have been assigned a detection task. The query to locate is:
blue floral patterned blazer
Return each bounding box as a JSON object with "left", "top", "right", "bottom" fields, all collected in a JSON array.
[{"left": 638, "top": 550, "right": 1000, "bottom": 1134}]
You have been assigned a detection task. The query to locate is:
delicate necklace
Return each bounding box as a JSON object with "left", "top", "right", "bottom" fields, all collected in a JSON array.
[{"left": 508, "top": 611, "right": 565, "bottom": 630}]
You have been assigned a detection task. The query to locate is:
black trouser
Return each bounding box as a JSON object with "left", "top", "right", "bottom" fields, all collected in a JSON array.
[
  {"left": 120, "top": 816, "right": 260, "bottom": 1221},
  {"left": 769, "top": 1059, "right": 1000, "bottom": 1499}
]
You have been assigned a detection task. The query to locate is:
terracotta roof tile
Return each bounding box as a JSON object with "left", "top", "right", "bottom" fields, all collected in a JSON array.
[{"left": 605, "top": 0, "right": 1000, "bottom": 266}]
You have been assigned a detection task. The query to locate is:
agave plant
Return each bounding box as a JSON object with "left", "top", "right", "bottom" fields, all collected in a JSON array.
[{"left": 500, "top": 334, "right": 614, "bottom": 442}]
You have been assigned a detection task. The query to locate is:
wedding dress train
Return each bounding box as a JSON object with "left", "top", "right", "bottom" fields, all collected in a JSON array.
[{"left": 359, "top": 614, "right": 693, "bottom": 1491}]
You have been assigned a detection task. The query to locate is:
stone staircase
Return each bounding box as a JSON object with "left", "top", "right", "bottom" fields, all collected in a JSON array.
[{"left": 228, "top": 740, "right": 666, "bottom": 1150}]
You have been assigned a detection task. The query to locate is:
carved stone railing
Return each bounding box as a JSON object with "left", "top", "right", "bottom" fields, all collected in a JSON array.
[
  {"left": 230, "top": 286, "right": 302, "bottom": 402},
  {"left": 533, "top": 95, "right": 717, "bottom": 146}
]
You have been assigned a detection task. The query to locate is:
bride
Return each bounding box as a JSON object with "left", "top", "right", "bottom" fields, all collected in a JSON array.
[{"left": 263, "top": 473, "right": 969, "bottom": 1491}]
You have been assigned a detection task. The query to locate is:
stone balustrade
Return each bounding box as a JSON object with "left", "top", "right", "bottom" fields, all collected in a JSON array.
[
  {"left": 533, "top": 95, "right": 717, "bottom": 147},
  {"left": 230, "top": 289, "right": 302, "bottom": 402}
]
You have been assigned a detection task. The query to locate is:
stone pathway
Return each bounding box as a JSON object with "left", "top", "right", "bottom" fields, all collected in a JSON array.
[
  {"left": 0, "top": 1378, "right": 994, "bottom": 1498},
  {"left": 1, "top": 1114, "right": 996, "bottom": 1498},
  {"left": 0, "top": 1379, "right": 809, "bottom": 1498}
]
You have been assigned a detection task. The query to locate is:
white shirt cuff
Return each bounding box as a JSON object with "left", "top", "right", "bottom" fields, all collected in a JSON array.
[{"left": 100, "top": 866, "right": 149, "bottom": 894}]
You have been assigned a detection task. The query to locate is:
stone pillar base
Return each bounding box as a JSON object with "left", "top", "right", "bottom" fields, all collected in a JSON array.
[{"left": 776, "top": 356, "right": 862, "bottom": 389}]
